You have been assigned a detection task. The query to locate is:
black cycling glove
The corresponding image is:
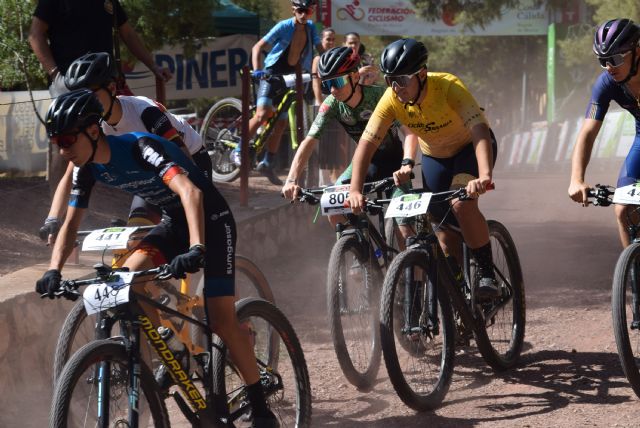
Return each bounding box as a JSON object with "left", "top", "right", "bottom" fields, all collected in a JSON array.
[
  {"left": 36, "top": 269, "right": 62, "bottom": 299},
  {"left": 38, "top": 217, "right": 61, "bottom": 242},
  {"left": 169, "top": 245, "right": 206, "bottom": 279}
]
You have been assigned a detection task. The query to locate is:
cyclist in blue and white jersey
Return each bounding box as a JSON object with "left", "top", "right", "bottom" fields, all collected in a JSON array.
[
  {"left": 569, "top": 18, "right": 640, "bottom": 247},
  {"left": 231, "top": 0, "right": 324, "bottom": 185},
  {"left": 40, "top": 52, "right": 211, "bottom": 244},
  {"left": 35, "top": 89, "right": 278, "bottom": 427}
]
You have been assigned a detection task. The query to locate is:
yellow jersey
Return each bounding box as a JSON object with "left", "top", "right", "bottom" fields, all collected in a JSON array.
[{"left": 362, "top": 72, "right": 489, "bottom": 158}]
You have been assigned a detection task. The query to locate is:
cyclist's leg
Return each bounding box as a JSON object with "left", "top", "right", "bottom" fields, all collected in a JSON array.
[
  {"left": 420, "top": 153, "right": 463, "bottom": 261},
  {"left": 448, "top": 138, "right": 499, "bottom": 295},
  {"left": 616, "top": 136, "right": 640, "bottom": 247},
  {"left": 201, "top": 204, "right": 276, "bottom": 421}
]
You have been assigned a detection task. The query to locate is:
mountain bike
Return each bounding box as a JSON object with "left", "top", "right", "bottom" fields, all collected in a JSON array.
[
  {"left": 201, "top": 71, "right": 313, "bottom": 183},
  {"left": 52, "top": 223, "right": 275, "bottom": 385},
  {"left": 592, "top": 183, "right": 640, "bottom": 399},
  {"left": 378, "top": 186, "right": 525, "bottom": 411},
  {"left": 297, "top": 177, "right": 403, "bottom": 391},
  {"left": 46, "top": 263, "right": 311, "bottom": 427}
]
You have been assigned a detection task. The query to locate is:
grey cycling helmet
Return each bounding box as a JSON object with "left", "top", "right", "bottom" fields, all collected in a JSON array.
[
  {"left": 379, "top": 38, "right": 428, "bottom": 76},
  {"left": 291, "top": 0, "right": 316, "bottom": 7},
  {"left": 45, "top": 89, "right": 103, "bottom": 137},
  {"left": 593, "top": 18, "right": 640, "bottom": 56},
  {"left": 65, "top": 52, "right": 118, "bottom": 91},
  {"left": 318, "top": 47, "right": 360, "bottom": 79}
]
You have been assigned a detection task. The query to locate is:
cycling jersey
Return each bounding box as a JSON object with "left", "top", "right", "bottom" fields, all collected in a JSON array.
[
  {"left": 362, "top": 72, "right": 489, "bottom": 158},
  {"left": 308, "top": 84, "right": 403, "bottom": 169},
  {"left": 585, "top": 72, "right": 640, "bottom": 187},
  {"left": 70, "top": 132, "right": 235, "bottom": 297},
  {"left": 102, "top": 96, "right": 202, "bottom": 155},
  {"left": 262, "top": 18, "right": 321, "bottom": 73}
]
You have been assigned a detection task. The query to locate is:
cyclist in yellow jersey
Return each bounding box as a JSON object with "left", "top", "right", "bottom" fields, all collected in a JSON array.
[{"left": 347, "top": 38, "right": 499, "bottom": 298}]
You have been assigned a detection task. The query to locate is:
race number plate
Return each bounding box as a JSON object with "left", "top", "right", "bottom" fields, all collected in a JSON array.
[
  {"left": 83, "top": 271, "right": 135, "bottom": 315},
  {"left": 82, "top": 227, "right": 139, "bottom": 251},
  {"left": 320, "top": 185, "right": 352, "bottom": 216},
  {"left": 613, "top": 184, "right": 640, "bottom": 205},
  {"left": 385, "top": 192, "right": 432, "bottom": 218}
]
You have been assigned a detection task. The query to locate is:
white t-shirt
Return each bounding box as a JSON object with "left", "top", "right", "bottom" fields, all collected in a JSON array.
[{"left": 101, "top": 95, "right": 202, "bottom": 155}]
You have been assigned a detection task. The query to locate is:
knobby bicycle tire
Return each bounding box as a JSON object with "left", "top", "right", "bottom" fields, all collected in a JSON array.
[
  {"left": 50, "top": 339, "right": 169, "bottom": 428},
  {"left": 612, "top": 242, "right": 640, "bottom": 398},
  {"left": 379, "top": 248, "right": 455, "bottom": 411},
  {"left": 472, "top": 220, "right": 526, "bottom": 371},
  {"left": 201, "top": 97, "right": 243, "bottom": 183},
  {"left": 326, "top": 234, "right": 383, "bottom": 391},
  {"left": 211, "top": 297, "right": 312, "bottom": 427}
]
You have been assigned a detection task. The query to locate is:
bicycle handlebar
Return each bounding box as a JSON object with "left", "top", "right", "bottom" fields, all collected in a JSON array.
[
  {"left": 586, "top": 184, "right": 614, "bottom": 207},
  {"left": 41, "top": 264, "right": 174, "bottom": 301},
  {"left": 294, "top": 176, "right": 397, "bottom": 206}
]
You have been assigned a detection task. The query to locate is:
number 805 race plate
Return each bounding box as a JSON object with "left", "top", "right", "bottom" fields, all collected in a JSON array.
[{"left": 320, "top": 185, "right": 352, "bottom": 216}]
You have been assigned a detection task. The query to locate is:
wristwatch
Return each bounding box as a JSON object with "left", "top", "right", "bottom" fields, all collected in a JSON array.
[{"left": 401, "top": 158, "right": 415, "bottom": 168}]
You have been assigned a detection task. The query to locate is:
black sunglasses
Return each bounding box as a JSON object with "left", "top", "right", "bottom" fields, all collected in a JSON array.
[
  {"left": 50, "top": 130, "right": 82, "bottom": 149},
  {"left": 597, "top": 50, "right": 632, "bottom": 68},
  {"left": 295, "top": 7, "right": 311, "bottom": 14}
]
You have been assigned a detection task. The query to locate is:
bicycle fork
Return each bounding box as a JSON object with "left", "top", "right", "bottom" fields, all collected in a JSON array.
[{"left": 401, "top": 249, "right": 439, "bottom": 339}]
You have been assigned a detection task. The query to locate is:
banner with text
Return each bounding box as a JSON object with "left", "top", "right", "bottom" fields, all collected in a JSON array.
[
  {"left": 323, "top": 0, "right": 548, "bottom": 36},
  {"left": 125, "top": 34, "right": 257, "bottom": 101}
]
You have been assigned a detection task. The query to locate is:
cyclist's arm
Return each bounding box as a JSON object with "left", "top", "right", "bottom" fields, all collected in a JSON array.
[
  {"left": 166, "top": 172, "right": 205, "bottom": 247},
  {"left": 49, "top": 206, "right": 85, "bottom": 271},
  {"left": 252, "top": 39, "right": 271, "bottom": 71},
  {"left": 569, "top": 118, "right": 602, "bottom": 203},
  {"left": 283, "top": 135, "right": 320, "bottom": 199},
  {"left": 47, "top": 161, "right": 74, "bottom": 220},
  {"left": 140, "top": 105, "right": 193, "bottom": 160},
  {"left": 119, "top": 22, "right": 172, "bottom": 81},
  {"left": 347, "top": 138, "right": 378, "bottom": 214},
  {"left": 467, "top": 122, "right": 494, "bottom": 194},
  {"left": 394, "top": 126, "right": 418, "bottom": 185}
]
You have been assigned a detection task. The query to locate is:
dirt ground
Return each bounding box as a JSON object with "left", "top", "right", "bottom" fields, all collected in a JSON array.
[{"left": 3, "top": 171, "right": 640, "bottom": 427}]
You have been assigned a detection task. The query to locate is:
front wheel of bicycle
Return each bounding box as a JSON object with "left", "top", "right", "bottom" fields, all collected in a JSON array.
[
  {"left": 379, "top": 248, "right": 455, "bottom": 411},
  {"left": 327, "top": 233, "right": 383, "bottom": 391},
  {"left": 50, "top": 339, "right": 170, "bottom": 428},
  {"left": 472, "top": 220, "right": 526, "bottom": 371},
  {"left": 612, "top": 242, "right": 640, "bottom": 398},
  {"left": 200, "top": 97, "right": 243, "bottom": 183},
  {"left": 212, "top": 298, "right": 312, "bottom": 427}
]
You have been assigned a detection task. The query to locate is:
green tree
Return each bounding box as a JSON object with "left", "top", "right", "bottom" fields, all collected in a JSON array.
[
  {"left": 233, "top": 0, "right": 280, "bottom": 34},
  {"left": 0, "top": 0, "right": 45, "bottom": 90}
]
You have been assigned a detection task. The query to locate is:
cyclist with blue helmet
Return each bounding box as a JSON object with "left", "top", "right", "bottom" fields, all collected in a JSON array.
[{"left": 569, "top": 18, "right": 640, "bottom": 248}]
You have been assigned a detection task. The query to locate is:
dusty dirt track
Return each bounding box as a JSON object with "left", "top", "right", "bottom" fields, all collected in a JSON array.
[{"left": 3, "top": 170, "right": 640, "bottom": 427}]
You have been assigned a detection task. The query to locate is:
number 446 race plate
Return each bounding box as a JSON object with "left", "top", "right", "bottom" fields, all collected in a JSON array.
[{"left": 385, "top": 193, "right": 432, "bottom": 218}]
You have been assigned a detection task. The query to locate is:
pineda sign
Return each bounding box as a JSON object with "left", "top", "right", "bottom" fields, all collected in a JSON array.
[{"left": 124, "top": 34, "right": 256, "bottom": 101}]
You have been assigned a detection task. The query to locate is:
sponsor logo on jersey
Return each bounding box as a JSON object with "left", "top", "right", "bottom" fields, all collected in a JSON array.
[
  {"left": 359, "top": 110, "right": 373, "bottom": 120},
  {"left": 142, "top": 146, "right": 166, "bottom": 167},
  {"left": 341, "top": 112, "right": 357, "bottom": 126}
]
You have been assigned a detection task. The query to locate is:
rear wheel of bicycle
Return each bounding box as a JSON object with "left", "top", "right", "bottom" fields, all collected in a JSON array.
[
  {"left": 50, "top": 339, "right": 169, "bottom": 428},
  {"left": 327, "top": 234, "right": 383, "bottom": 391},
  {"left": 612, "top": 242, "right": 640, "bottom": 398},
  {"left": 473, "top": 220, "right": 526, "bottom": 371},
  {"left": 212, "top": 298, "right": 311, "bottom": 427},
  {"left": 379, "top": 248, "right": 455, "bottom": 411},
  {"left": 200, "top": 97, "right": 243, "bottom": 183}
]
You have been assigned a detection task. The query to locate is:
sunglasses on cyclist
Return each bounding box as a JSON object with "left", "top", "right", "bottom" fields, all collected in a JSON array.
[
  {"left": 597, "top": 50, "right": 632, "bottom": 68},
  {"left": 50, "top": 130, "right": 82, "bottom": 149},
  {"left": 384, "top": 70, "right": 422, "bottom": 88},
  {"left": 295, "top": 7, "right": 311, "bottom": 14},
  {"left": 321, "top": 74, "right": 351, "bottom": 95}
]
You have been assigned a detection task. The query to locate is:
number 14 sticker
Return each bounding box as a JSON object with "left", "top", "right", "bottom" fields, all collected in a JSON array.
[{"left": 385, "top": 193, "right": 432, "bottom": 218}]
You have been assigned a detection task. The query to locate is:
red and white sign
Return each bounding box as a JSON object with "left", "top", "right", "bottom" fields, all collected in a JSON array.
[{"left": 324, "top": 0, "right": 548, "bottom": 36}]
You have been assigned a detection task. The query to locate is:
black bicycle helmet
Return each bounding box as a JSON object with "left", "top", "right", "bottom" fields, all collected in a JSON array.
[
  {"left": 65, "top": 52, "right": 118, "bottom": 91},
  {"left": 379, "top": 38, "right": 428, "bottom": 76},
  {"left": 45, "top": 89, "right": 103, "bottom": 137},
  {"left": 594, "top": 19, "right": 640, "bottom": 56},
  {"left": 291, "top": 0, "right": 316, "bottom": 7},
  {"left": 318, "top": 47, "right": 360, "bottom": 79}
]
